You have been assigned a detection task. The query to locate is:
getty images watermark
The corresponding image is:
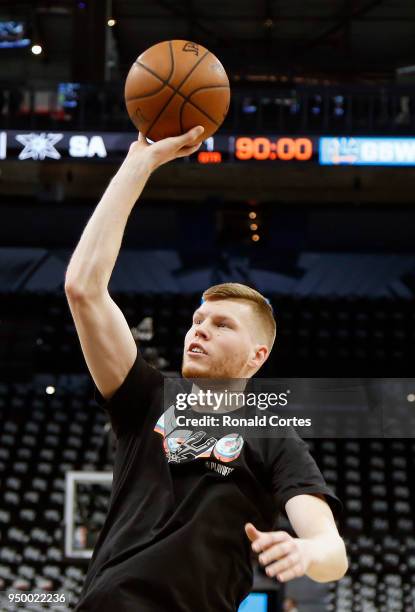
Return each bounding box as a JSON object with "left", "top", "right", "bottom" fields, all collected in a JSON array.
[
  {"left": 162, "top": 378, "right": 415, "bottom": 438},
  {"left": 174, "top": 388, "right": 311, "bottom": 430},
  {"left": 175, "top": 388, "right": 290, "bottom": 410}
]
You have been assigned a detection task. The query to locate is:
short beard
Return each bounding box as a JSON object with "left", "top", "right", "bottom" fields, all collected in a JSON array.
[
  {"left": 181, "top": 353, "right": 248, "bottom": 379},
  {"left": 181, "top": 363, "right": 212, "bottom": 379}
]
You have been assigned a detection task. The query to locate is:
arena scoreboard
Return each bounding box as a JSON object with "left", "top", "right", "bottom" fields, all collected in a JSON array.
[
  {"left": 2, "top": 130, "right": 415, "bottom": 166},
  {"left": 0, "top": 130, "right": 317, "bottom": 164}
]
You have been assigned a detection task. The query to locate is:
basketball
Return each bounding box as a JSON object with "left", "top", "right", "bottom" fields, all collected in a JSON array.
[{"left": 124, "top": 40, "right": 230, "bottom": 142}]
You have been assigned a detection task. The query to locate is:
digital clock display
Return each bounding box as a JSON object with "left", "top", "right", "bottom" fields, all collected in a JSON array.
[{"left": 235, "top": 137, "right": 314, "bottom": 161}]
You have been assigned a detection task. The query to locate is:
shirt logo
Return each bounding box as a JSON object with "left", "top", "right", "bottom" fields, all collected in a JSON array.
[
  {"left": 205, "top": 460, "right": 234, "bottom": 477},
  {"left": 213, "top": 433, "right": 244, "bottom": 463},
  {"left": 154, "top": 406, "right": 244, "bottom": 466},
  {"left": 164, "top": 430, "right": 216, "bottom": 463}
]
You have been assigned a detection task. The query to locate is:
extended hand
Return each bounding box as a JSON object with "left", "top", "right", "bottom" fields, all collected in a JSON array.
[
  {"left": 128, "top": 125, "right": 205, "bottom": 170},
  {"left": 245, "top": 523, "right": 313, "bottom": 582}
]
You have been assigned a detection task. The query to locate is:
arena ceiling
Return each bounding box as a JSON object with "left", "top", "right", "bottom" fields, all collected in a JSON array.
[
  {"left": 2, "top": 1, "right": 415, "bottom": 200},
  {"left": 111, "top": 0, "right": 415, "bottom": 81},
  {"left": 3, "top": 0, "right": 415, "bottom": 82}
]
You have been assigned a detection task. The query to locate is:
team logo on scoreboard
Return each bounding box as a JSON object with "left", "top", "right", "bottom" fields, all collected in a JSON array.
[
  {"left": 15, "top": 132, "right": 63, "bottom": 161},
  {"left": 319, "top": 137, "right": 415, "bottom": 166}
]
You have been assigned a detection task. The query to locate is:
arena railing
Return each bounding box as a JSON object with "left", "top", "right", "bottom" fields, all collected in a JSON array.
[{"left": 0, "top": 83, "right": 415, "bottom": 134}]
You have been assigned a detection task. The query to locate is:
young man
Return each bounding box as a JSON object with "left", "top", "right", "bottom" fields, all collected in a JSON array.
[{"left": 65, "top": 126, "right": 348, "bottom": 611}]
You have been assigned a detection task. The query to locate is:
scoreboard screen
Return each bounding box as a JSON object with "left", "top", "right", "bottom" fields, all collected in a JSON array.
[
  {"left": 201, "top": 135, "right": 316, "bottom": 163},
  {"left": 0, "top": 130, "right": 317, "bottom": 164},
  {"left": 2, "top": 130, "right": 415, "bottom": 166}
]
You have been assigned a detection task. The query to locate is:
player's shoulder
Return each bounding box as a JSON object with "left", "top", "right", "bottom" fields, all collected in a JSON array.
[
  {"left": 253, "top": 428, "right": 309, "bottom": 465},
  {"left": 161, "top": 375, "right": 192, "bottom": 403}
]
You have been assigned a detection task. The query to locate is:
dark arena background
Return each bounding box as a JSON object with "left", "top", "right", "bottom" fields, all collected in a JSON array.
[{"left": 1, "top": 1, "right": 415, "bottom": 611}]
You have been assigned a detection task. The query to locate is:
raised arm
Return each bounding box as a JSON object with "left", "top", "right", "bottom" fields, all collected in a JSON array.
[{"left": 65, "top": 126, "right": 204, "bottom": 400}]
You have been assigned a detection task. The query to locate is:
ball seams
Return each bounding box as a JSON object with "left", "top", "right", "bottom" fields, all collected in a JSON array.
[
  {"left": 127, "top": 68, "right": 166, "bottom": 100},
  {"left": 143, "top": 41, "right": 177, "bottom": 138},
  {"left": 127, "top": 41, "right": 175, "bottom": 102},
  {"left": 181, "top": 85, "right": 230, "bottom": 130},
  {"left": 135, "top": 50, "right": 216, "bottom": 139},
  {"left": 128, "top": 61, "right": 228, "bottom": 129}
]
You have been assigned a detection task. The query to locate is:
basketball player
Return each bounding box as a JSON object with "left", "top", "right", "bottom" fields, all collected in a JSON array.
[{"left": 65, "top": 126, "right": 348, "bottom": 611}]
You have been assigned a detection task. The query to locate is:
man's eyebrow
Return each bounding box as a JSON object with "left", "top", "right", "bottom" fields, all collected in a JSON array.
[
  {"left": 192, "top": 310, "right": 237, "bottom": 324},
  {"left": 212, "top": 313, "right": 238, "bottom": 325},
  {"left": 218, "top": 314, "right": 237, "bottom": 322}
]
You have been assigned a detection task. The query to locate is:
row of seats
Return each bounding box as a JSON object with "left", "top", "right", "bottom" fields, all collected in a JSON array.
[
  {"left": 327, "top": 570, "right": 415, "bottom": 611},
  {"left": 1, "top": 381, "right": 415, "bottom": 608},
  {"left": 2, "top": 292, "right": 415, "bottom": 376}
]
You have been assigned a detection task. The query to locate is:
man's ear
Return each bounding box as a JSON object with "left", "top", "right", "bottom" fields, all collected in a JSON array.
[{"left": 248, "top": 345, "right": 268, "bottom": 371}]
